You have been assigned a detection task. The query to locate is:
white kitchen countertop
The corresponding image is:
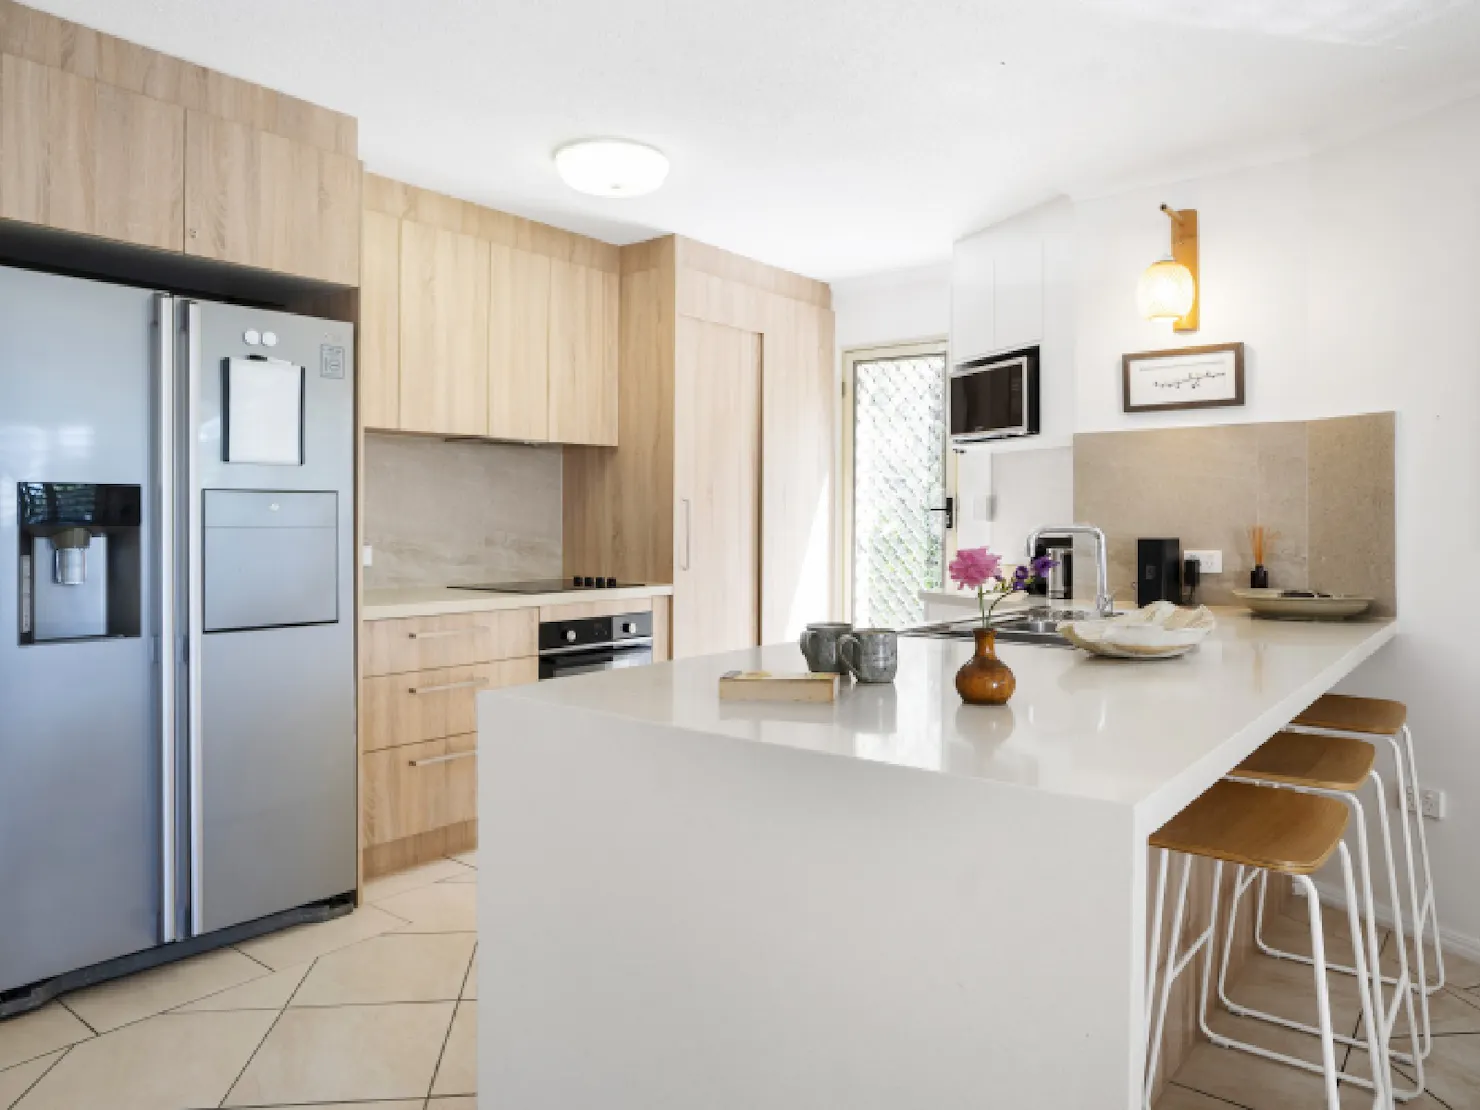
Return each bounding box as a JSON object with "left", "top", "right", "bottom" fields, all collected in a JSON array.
[
  {"left": 476, "top": 609, "right": 1396, "bottom": 1108},
  {"left": 361, "top": 583, "right": 673, "bottom": 620},
  {"left": 492, "top": 608, "right": 1392, "bottom": 832}
]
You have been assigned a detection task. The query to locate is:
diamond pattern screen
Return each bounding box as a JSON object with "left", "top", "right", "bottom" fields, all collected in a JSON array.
[{"left": 851, "top": 353, "right": 947, "bottom": 629}]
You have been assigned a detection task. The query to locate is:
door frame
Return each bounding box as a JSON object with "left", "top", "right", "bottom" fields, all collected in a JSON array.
[{"left": 837, "top": 337, "right": 950, "bottom": 624}]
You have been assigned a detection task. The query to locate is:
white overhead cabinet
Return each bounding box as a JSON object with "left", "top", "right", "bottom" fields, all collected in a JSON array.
[{"left": 950, "top": 224, "right": 1044, "bottom": 363}]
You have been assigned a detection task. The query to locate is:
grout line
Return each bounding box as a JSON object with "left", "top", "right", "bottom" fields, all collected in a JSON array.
[
  {"left": 216, "top": 956, "right": 317, "bottom": 1108},
  {"left": 423, "top": 961, "right": 470, "bottom": 1102},
  {"left": 286, "top": 998, "right": 466, "bottom": 1010},
  {"left": 53, "top": 996, "right": 98, "bottom": 1037},
  {"left": 3, "top": 1043, "right": 72, "bottom": 1105},
  {"left": 1167, "top": 1081, "right": 1253, "bottom": 1109},
  {"left": 234, "top": 947, "right": 275, "bottom": 973},
  {"left": 457, "top": 941, "right": 477, "bottom": 1002}
]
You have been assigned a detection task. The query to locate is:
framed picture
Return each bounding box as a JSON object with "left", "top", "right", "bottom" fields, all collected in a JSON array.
[{"left": 1121, "top": 342, "right": 1245, "bottom": 414}]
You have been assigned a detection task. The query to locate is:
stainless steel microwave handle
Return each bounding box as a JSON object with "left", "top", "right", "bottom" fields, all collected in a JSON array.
[
  {"left": 154, "top": 294, "right": 178, "bottom": 944},
  {"left": 407, "top": 628, "right": 475, "bottom": 641},
  {"left": 409, "top": 750, "right": 477, "bottom": 768},
  {"left": 408, "top": 678, "right": 489, "bottom": 695},
  {"left": 182, "top": 300, "right": 205, "bottom": 936},
  {"left": 679, "top": 499, "right": 691, "bottom": 571}
]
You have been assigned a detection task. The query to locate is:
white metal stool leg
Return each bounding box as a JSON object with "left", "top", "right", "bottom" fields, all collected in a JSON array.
[
  {"left": 1400, "top": 725, "right": 1446, "bottom": 999},
  {"left": 1223, "top": 775, "right": 1425, "bottom": 1099},
  {"left": 1199, "top": 844, "right": 1390, "bottom": 1109}
]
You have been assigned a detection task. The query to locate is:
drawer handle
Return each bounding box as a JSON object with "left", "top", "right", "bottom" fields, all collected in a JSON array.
[
  {"left": 408, "top": 628, "right": 477, "bottom": 640},
  {"left": 407, "top": 678, "right": 489, "bottom": 695},
  {"left": 408, "top": 750, "right": 477, "bottom": 768}
]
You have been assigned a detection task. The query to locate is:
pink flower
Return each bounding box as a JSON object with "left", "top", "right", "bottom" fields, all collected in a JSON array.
[{"left": 948, "top": 547, "right": 1002, "bottom": 590}]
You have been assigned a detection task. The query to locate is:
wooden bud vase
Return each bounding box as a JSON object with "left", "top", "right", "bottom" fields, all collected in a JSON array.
[{"left": 955, "top": 627, "right": 1016, "bottom": 706}]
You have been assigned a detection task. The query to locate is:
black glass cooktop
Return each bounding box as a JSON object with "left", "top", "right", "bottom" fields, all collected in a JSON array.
[{"left": 451, "top": 577, "right": 645, "bottom": 594}]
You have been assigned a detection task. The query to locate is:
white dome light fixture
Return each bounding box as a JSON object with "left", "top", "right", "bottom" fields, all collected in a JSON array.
[{"left": 555, "top": 139, "right": 669, "bottom": 198}]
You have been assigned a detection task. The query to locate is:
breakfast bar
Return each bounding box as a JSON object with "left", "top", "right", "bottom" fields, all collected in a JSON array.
[{"left": 476, "top": 612, "right": 1395, "bottom": 1109}]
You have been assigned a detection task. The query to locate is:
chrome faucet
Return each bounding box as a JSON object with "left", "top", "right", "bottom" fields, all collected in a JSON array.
[{"left": 1026, "top": 524, "right": 1114, "bottom": 617}]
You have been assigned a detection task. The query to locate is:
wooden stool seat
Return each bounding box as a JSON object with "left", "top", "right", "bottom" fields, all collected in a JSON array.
[
  {"left": 1293, "top": 693, "right": 1406, "bottom": 736},
  {"left": 1234, "top": 730, "right": 1376, "bottom": 793},
  {"left": 1150, "top": 780, "right": 1348, "bottom": 876}
]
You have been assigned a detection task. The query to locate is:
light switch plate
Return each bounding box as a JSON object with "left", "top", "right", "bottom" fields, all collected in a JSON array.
[
  {"left": 1185, "top": 550, "right": 1223, "bottom": 574},
  {"left": 362, "top": 545, "right": 373, "bottom": 568}
]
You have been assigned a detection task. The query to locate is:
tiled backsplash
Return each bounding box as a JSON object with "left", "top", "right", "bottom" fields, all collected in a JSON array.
[
  {"left": 1073, "top": 412, "right": 1395, "bottom": 616},
  {"left": 363, "top": 433, "right": 562, "bottom": 589}
]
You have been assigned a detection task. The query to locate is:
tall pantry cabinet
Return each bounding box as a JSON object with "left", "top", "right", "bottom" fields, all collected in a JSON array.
[{"left": 563, "top": 236, "right": 835, "bottom": 658}]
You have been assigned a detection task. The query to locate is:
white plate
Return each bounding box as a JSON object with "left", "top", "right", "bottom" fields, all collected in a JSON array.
[
  {"left": 1059, "top": 603, "right": 1215, "bottom": 660},
  {"left": 1233, "top": 589, "right": 1372, "bottom": 621}
]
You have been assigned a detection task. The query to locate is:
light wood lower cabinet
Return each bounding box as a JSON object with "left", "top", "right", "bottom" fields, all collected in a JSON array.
[
  {"left": 360, "top": 658, "right": 537, "bottom": 752},
  {"left": 361, "top": 608, "right": 537, "bottom": 677},
  {"left": 361, "top": 733, "right": 478, "bottom": 848}
]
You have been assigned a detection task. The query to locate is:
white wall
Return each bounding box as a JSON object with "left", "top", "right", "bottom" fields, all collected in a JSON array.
[
  {"left": 836, "top": 93, "right": 1480, "bottom": 947},
  {"left": 832, "top": 262, "right": 950, "bottom": 350}
]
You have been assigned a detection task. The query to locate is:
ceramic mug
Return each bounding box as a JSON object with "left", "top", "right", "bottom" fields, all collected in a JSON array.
[
  {"left": 838, "top": 628, "right": 898, "bottom": 684},
  {"left": 799, "top": 622, "right": 853, "bottom": 674}
]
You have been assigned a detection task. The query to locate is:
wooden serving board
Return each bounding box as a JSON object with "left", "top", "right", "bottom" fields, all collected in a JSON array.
[{"left": 718, "top": 671, "right": 840, "bottom": 703}]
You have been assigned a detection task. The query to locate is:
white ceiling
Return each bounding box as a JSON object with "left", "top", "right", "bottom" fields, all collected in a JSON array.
[{"left": 28, "top": 0, "right": 1480, "bottom": 280}]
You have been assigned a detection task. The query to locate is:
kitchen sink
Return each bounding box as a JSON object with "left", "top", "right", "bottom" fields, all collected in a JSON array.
[{"left": 901, "top": 607, "right": 1099, "bottom": 648}]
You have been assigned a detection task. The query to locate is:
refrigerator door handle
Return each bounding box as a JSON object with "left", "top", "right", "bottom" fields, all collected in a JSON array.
[
  {"left": 155, "top": 294, "right": 178, "bottom": 944},
  {"left": 182, "top": 301, "right": 206, "bottom": 937}
]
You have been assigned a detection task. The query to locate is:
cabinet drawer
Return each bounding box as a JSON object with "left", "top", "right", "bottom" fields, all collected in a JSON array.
[
  {"left": 362, "top": 608, "right": 537, "bottom": 676},
  {"left": 537, "top": 597, "right": 653, "bottom": 622},
  {"left": 361, "top": 736, "right": 478, "bottom": 846},
  {"left": 361, "top": 657, "right": 537, "bottom": 752}
]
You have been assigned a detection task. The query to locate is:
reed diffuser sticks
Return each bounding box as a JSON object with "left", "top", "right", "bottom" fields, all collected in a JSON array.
[{"left": 1249, "top": 525, "right": 1270, "bottom": 588}]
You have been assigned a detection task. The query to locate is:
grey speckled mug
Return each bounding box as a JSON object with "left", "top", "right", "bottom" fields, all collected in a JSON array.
[
  {"left": 799, "top": 622, "right": 852, "bottom": 674},
  {"left": 838, "top": 628, "right": 898, "bottom": 684}
]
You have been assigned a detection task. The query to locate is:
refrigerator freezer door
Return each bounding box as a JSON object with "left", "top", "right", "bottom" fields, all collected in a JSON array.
[
  {"left": 0, "top": 267, "right": 162, "bottom": 992},
  {"left": 185, "top": 301, "right": 356, "bottom": 935}
]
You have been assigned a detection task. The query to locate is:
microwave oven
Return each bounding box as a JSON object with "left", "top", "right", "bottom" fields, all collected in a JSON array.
[{"left": 949, "top": 346, "right": 1040, "bottom": 445}]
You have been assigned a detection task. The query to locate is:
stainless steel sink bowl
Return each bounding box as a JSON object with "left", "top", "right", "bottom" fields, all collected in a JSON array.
[{"left": 901, "top": 608, "right": 1097, "bottom": 648}]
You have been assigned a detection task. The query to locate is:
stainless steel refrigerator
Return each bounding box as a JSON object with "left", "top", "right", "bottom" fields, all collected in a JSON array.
[{"left": 0, "top": 265, "right": 357, "bottom": 1013}]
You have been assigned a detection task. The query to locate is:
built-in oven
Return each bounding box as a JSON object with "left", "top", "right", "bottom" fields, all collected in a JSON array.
[
  {"left": 538, "top": 610, "right": 654, "bottom": 680},
  {"left": 949, "top": 345, "right": 1041, "bottom": 445}
]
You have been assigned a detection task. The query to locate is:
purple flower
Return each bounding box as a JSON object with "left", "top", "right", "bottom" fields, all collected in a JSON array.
[
  {"left": 948, "top": 547, "right": 1002, "bottom": 590},
  {"left": 1011, "top": 564, "right": 1031, "bottom": 588},
  {"left": 1030, "top": 554, "right": 1058, "bottom": 579}
]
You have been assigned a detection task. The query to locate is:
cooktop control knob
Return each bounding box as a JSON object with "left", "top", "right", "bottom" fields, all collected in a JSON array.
[
  {"left": 565, "top": 629, "right": 578, "bottom": 643},
  {"left": 605, "top": 577, "right": 617, "bottom": 588},
  {"left": 571, "top": 575, "right": 581, "bottom": 587}
]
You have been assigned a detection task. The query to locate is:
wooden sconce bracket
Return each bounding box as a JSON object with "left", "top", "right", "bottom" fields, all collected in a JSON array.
[{"left": 1160, "top": 204, "right": 1199, "bottom": 332}]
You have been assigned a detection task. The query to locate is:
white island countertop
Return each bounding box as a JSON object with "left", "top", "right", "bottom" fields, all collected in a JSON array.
[{"left": 476, "top": 611, "right": 1395, "bottom": 1110}]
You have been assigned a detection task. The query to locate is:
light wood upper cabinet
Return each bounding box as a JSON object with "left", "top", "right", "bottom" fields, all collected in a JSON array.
[
  {"left": 398, "top": 220, "right": 490, "bottom": 436},
  {"left": 184, "top": 110, "right": 360, "bottom": 285},
  {"left": 548, "top": 259, "right": 618, "bottom": 446},
  {"left": 360, "top": 208, "right": 401, "bottom": 430},
  {"left": 0, "top": 53, "right": 184, "bottom": 250},
  {"left": 488, "top": 244, "right": 550, "bottom": 442}
]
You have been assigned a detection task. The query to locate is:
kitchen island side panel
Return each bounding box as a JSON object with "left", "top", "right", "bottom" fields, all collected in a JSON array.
[{"left": 478, "top": 695, "right": 1143, "bottom": 1110}]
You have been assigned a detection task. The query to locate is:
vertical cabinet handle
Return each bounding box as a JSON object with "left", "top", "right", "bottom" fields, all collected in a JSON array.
[{"left": 680, "top": 499, "right": 692, "bottom": 571}]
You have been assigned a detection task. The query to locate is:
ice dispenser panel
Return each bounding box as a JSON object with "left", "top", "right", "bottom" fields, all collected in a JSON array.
[
  {"left": 203, "top": 490, "right": 338, "bottom": 632},
  {"left": 17, "top": 482, "right": 142, "bottom": 644}
]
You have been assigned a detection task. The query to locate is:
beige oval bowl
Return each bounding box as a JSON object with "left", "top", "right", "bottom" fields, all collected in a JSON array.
[{"left": 1233, "top": 589, "right": 1372, "bottom": 621}]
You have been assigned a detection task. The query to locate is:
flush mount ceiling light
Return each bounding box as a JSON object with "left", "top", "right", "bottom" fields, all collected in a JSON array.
[
  {"left": 554, "top": 139, "right": 669, "bottom": 198},
  {"left": 1137, "top": 204, "right": 1199, "bottom": 331}
]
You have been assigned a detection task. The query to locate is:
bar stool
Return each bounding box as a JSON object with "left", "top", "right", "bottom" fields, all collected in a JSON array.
[
  {"left": 1288, "top": 693, "right": 1445, "bottom": 1035},
  {"left": 1143, "top": 780, "right": 1390, "bottom": 1110},
  {"left": 1222, "top": 730, "right": 1425, "bottom": 1100}
]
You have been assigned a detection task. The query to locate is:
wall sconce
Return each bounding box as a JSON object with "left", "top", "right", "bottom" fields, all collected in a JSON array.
[{"left": 1137, "top": 204, "right": 1199, "bottom": 331}]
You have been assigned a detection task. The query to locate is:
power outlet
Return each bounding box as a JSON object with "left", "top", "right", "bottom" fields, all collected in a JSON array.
[
  {"left": 1185, "top": 550, "right": 1223, "bottom": 574},
  {"left": 1402, "top": 785, "right": 1446, "bottom": 820}
]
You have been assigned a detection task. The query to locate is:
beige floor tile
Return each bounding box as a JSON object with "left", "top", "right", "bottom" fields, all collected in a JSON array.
[
  {"left": 293, "top": 933, "right": 476, "bottom": 1007},
  {"left": 1171, "top": 1038, "right": 1373, "bottom": 1109},
  {"left": 224, "top": 1001, "right": 454, "bottom": 1106},
  {"left": 429, "top": 1098, "right": 477, "bottom": 1109},
  {"left": 439, "top": 869, "right": 478, "bottom": 884},
  {"left": 1261, "top": 896, "right": 1387, "bottom": 973},
  {"left": 1215, "top": 949, "right": 1369, "bottom": 1043},
  {"left": 363, "top": 858, "right": 474, "bottom": 904},
  {"left": 0, "top": 1051, "right": 65, "bottom": 1110},
  {"left": 1406, "top": 1032, "right": 1480, "bottom": 1108},
  {"left": 0, "top": 1005, "right": 92, "bottom": 1071},
  {"left": 235, "top": 905, "right": 406, "bottom": 971},
  {"left": 430, "top": 1001, "right": 476, "bottom": 1098},
  {"left": 449, "top": 850, "right": 477, "bottom": 868},
  {"left": 1340, "top": 1030, "right": 1456, "bottom": 1108},
  {"left": 62, "top": 948, "right": 267, "bottom": 1033},
  {"left": 174, "top": 961, "right": 313, "bottom": 1012},
  {"left": 379, "top": 883, "right": 476, "bottom": 933},
  {"left": 461, "top": 950, "right": 477, "bottom": 1000},
  {"left": 13, "top": 1009, "right": 274, "bottom": 1110},
  {"left": 1381, "top": 934, "right": 1480, "bottom": 992},
  {"left": 1154, "top": 1082, "right": 1244, "bottom": 1109}
]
